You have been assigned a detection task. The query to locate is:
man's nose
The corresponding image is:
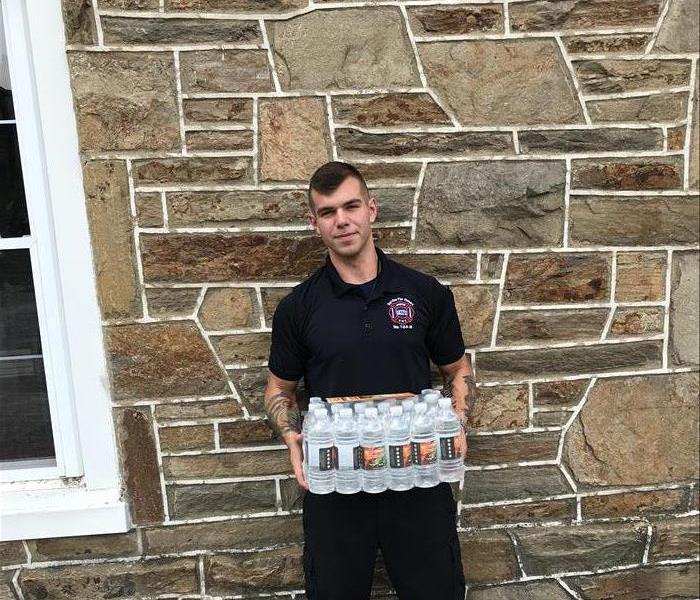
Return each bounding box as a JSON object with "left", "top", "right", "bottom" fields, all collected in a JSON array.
[{"left": 335, "top": 209, "right": 350, "bottom": 226}]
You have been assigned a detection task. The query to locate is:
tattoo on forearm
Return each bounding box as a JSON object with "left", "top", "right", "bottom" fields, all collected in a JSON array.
[
  {"left": 445, "top": 373, "right": 477, "bottom": 429},
  {"left": 264, "top": 392, "right": 301, "bottom": 437}
]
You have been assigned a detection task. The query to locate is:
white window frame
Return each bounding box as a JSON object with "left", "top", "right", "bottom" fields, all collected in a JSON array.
[{"left": 0, "top": 0, "right": 129, "bottom": 540}]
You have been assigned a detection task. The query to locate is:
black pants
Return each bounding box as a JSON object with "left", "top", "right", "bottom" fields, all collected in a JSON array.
[{"left": 302, "top": 482, "right": 465, "bottom": 600}]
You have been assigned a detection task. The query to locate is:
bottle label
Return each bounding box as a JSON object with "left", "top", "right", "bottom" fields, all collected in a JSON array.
[
  {"left": 439, "top": 434, "right": 463, "bottom": 460},
  {"left": 389, "top": 443, "right": 412, "bottom": 468},
  {"left": 307, "top": 443, "right": 335, "bottom": 471},
  {"left": 362, "top": 445, "right": 386, "bottom": 470},
  {"left": 411, "top": 440, "right": 437, "bottom": 465},
  {"left": 336, "top": 444, "right": 361, "bottom": 470}
]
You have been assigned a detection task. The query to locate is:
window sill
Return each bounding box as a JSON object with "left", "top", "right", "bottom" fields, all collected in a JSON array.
[{"left": 0, "top": 486, "right": 131, "bottom": 541}]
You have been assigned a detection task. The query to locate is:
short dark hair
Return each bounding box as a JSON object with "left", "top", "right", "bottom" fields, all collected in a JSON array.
[{"left": 308, "top": 161, "right": 369, "bottom": 212}]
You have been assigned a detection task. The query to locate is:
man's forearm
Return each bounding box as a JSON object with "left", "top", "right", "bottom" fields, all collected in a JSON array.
[
  {"left": 443, "top": 363, "right": 477, "bottom": 428},
  {"left": 264, "top": 391, "right": 302, "bottom": 440}
]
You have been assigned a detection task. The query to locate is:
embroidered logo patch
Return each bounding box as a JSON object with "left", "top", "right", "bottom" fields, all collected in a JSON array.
[{"left": 387, "top": 297, "right": 415, "bottom": 329}]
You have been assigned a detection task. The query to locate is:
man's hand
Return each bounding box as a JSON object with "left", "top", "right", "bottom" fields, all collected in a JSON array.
[
  {"left": 283, "top": 430, "right": 309, "bottom": 491},
  {"left": 459, "top": 426, "right": 468, "bottom": 462}
]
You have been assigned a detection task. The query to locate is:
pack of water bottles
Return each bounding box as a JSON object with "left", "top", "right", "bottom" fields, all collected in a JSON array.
[{"left": 302, "top": 390, "right": 465, "bottom": 494}]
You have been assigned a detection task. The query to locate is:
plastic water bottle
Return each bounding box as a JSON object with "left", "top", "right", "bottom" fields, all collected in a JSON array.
[
  {"left": 330, "top": 403, "right": 342, "bottom": 423},
  {"left": 387, "top": 405, "right": 413, "bottom": 491},
  {"left": 401, "top": 398, "right": 415, "bottom": 418},
  {"left": 436, "top": 398, "right": 465, "bottom": 482},
  {"left": 420, "top": 389, "right": 435, "bottom": 399},
  {"left": 306, "top": 407, "right": 336, "bottom": 494},
  {"left": 335, "top": 407, "right": 362, "bottom": 494},
  {"left": 361, "top": 407, "right": 388, "bottom": 493},
  {"left": 410, "top": 402, "right": 439, "bottom": 488}
]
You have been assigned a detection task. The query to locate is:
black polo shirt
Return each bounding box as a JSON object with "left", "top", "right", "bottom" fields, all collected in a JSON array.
[{"left": 268, "top": 247, "right": 465, "bottom": 398}]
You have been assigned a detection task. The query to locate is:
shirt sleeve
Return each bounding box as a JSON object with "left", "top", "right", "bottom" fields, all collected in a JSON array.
[
  {"left": 268, "top": 293, "right": 307, "bottom": 382},
  {"left": 426, "top": 278, "right": 466, "bottom": 366}
]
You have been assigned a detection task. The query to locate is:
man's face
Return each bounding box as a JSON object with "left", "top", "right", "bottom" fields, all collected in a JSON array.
[{"left": 309, "top": 176, "right": 377, "bottom": 258}]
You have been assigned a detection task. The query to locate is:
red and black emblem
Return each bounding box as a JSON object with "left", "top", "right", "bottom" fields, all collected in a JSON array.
[{"left": 387, "top": 297, "right": 415, "bottom": 326}]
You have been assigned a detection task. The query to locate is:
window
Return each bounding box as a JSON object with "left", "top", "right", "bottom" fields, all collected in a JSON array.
[{"left": 0, "top": 0, "right": 128, "bottom": 540}]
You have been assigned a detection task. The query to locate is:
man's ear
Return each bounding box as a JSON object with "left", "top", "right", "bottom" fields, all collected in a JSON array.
[
  {"left": 308, "top": 210, "right": 319, "bottom": 233},
  {"left": 368, "top": 195, "right": 378, "bottom": 224}
]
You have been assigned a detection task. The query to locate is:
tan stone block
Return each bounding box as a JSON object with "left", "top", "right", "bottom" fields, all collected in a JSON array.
[
  {"left": 533, "top": 410, "right": 573, "bottom": 426},
  {"left": 0, "top": 542, "right": 25, "bottom": 566},
  {"left": 27, "top": 532, "right": 139, "bottom": 562},
  {"left": 68, "top": 52, "right": 179, "bottom": 151},
  {"left": 167, "top": 480, "right": 276, "bottom": 519},
  {"left": 477, "top": 340, "right": 662, "bottom": 381},
  {"left": 690, "top": 76, "right": 699, "bottom": 190},
  {"left": 185, "top": 130, "right": 254, "bottom": 152},
  {"left": 211, "top": 333, "right": 271, "bottom": 363},
  {"left": 668, "top": 125, "right": 686, "bottom": 150},
  {"left": 100, "top": 0, "right": 158, "bottom": 7},
  {"left": 587, "top": 92, "right": 688, "bottom": 123},
  {"left": 336, "top": 129, "right": 513, "bottom": 159},
  {"left": 571, "top": 157, "right": 684, "bottom": 190},
  {"left": 0, "top": 570, "right": 15, "bottom": 600},
  {"left": 101, "top": 17, "right": 260, "bottom": 44},
  {"left": 481, "top": 254, "right": 504, "bottom": 280},
  {"left": 650, "top": 516, "right": 700, "bottom": 559},
  {"left": 19, "top": 559, "right": 197, "bottom": 600},
  {"left": 143, "top": 516, "right": 303, "bottom": 554},
  {"left": 163, "top": 450, "right": 291, "bottom": 479},
  {"left": 419, "top": 39, "right": 585, "bottom": 125},
  {"left": 62, "top": 0, "right": 96, "bottom": 45},
  {"left": 510, "top": 0, "right": 660, "bottom": 31},
  {"left": 469, "top": 581, "right": 572, "bottom": 600},
  {"left": 513, "top": 522, "right": 647, "bottom": 575},
  {"left": 205, "top": 547, "right": 304, "bottom": 594},
  {"left": 154, "top": 399, "right": 242, "bottom": 421},
  {"left": 534, "top": 379, "right": 589, "bottom": 407},
  {"left": 107, "top": 322, "right": 229, "bottom": 398},
  {"left": 146, "top": 288, "right": 201, "bottom": 318},
  {"left": 466, "top": 431, "right": 561, "bottom": 466},
  {"left": 183, "top": 98, "right": 253, "bottom": 124},
  {"left": 259, "top": 97, "right": 331, "bottom": 182},
  {"left": 452, "top": 285, "right": 499, "bottom": 347},
  {"left": 417, "top": 161, "right": 564, "bottom": 248},
  {"left": 135, "top": 192, "right": 163, "bottom": 228},
  {"left": 563, "top": 33, "right": 650, "bottom": 54},
  {"left": 462, "top": 499, "right": 575, "bottom": 527},
  {"left": 459, "top": 531, "right": 519, "bottom": 584},
  {"left": 116, "top": 408, "right": 164, "bottom": 525},
  {"left": 610, "top": 307, "right": 664, "bottom": 336},
  {"left": 574, "top": 59, "right": 691, "bottom": 94},
  {"left": 269, "top": 8, "right": 420, "bottom": 91},
  {"left": 199, "top": 288, "right": 257, "bottom": 330},
  {"left": 653, "top": 0, "right": 699, "bottom": 53},
  {"left": 463, "top": 465, "right": 572, "bottom": 504},
  {"left": 279, "top": 477, "right": 304, "bottom": 511},
  {"left": 519, "top": 128, "right": 663, "bottom": 153},
  {"left": 332, "top": 93, "right": 450, "bottom": 127},
  {"left": 133, "top": 157, "right": 252, "bottom": 186},
  {"left": 165, "top": 0, "right": 306, "bottom": 11},
  {"left": 357, "top": 162, "right": 423, "bottom": 185},
  {"left": 566, "top": 563, "right": 699, "bottom": 600},
  {"left": 83, "top": 160, "right": 141, "bottom": 320},
  {"left": 219, "top": 419, "right": 277, "bottom": 446},
  {"left": 179, "top": 50, "right": 272, "bottom": 93},
  {"left": 260, "top": 288, "right": 292, "bottom": 325},
  {"left": 228, "top": 367, "right": 269, "bottom": 415},
  {"left": 569, "top": 196, "right": 698, "bottom": 245},
  {"left": 504, "top": 253, "right": 610, "bottom": 304},
  {"left": 141, "top": 234, "right": 325, "bottom": 282},
  {"left": 564, "top": 372, "right": 699, "bottom": 487},
  {"left": 168, "top": 190, "right": 307, "bottom": 227},
  {"left": 581, "top": 489, "right": 689, "bottom": 519},
  {"left": 159, "top": 424, "right": 214, "bottom": 451},
  {"left": 497, "top": 308, "right": 608, "bottom": 344},
  {"left": 669, "top": 250, "right": 699, "bottom": 366},
  {"left": 408, "top": 4, "right": 503, "bottom": 35},
  {"left": 615, "top": 251, "right": 666, "bottom": 302},
  {"left": 468, "top": 384, "right": 529, "bottom": 431},
  {"left": 389, "top": 253, "right": 477, "bottom": 279}
]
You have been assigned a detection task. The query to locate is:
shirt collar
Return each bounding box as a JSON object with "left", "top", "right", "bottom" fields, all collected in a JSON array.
[{"left": 325, "top": 247, "right": 403, "bottom": 299}]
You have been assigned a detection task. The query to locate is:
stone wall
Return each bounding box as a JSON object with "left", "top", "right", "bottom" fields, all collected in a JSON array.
[{"left": 2, "top": 0, "right": 699, "bottom": 598}]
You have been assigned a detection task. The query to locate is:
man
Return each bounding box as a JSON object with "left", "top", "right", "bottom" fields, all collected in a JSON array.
[{"left": 264, "top": 161, "right": 476, "bottom": 600}]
